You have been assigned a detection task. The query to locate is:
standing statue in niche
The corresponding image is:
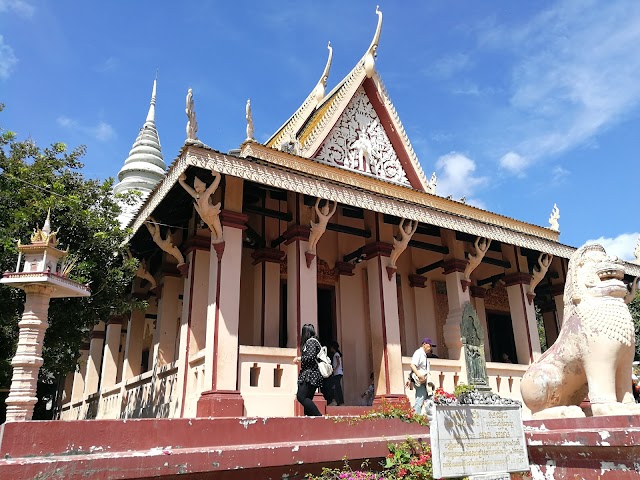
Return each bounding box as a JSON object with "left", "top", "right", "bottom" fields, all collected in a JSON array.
[
  {"left": 185, "top": 88, "right": 198, "bottom": 142},
  {"left": 145, "top": 216, "right": 185, "bottom": 266},
  {"left": 461, "top": 302, "right": 490, "bottom": 390},
  {"left": 308, "top": 198, "right": 337, "bottom": 254},
  {"left": 389, "top": 218, "right": 417, "bottom": 268},
  {"left": 178, "top": 170, "right": 224, "bottom": 243}
]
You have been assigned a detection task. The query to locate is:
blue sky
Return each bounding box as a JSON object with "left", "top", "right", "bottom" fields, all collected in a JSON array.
[{"left": 1, "top": 0, "right": 639, "bottom": 259}]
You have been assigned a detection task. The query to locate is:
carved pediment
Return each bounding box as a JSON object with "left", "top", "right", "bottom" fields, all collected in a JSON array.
[{"left": 314, "top": 88, "right": 410, "bottom": 187}]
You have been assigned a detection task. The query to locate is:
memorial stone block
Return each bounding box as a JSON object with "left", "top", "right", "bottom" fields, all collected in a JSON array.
[{"left": 430, "top": 405, "right": 529, "bottom": 479}]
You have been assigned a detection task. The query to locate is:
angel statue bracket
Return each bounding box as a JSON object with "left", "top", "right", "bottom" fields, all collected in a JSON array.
[
  {"left": 462, "top": 237, "right": 491, "bottom": 291},
  {"left": 144, "top": 216, "right": 188, "bottom": 277},
  {"left": 307, "top": 198, "right": 337, "bottom": 267},
  {"left": 527, "top": 253, "right": 553, "bottom": 304},
  {"left": 178, "top": 170, "right": 224, "bottom": 244},
  {"left": 388, "top": 218, "right": 418, "bottom": 280}
]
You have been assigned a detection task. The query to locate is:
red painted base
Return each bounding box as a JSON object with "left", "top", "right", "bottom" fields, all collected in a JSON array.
[
  {"left": 372, "top": 394, "right": 409, "bottom": 406},
  {"left": 294, "top": 391, "right": 327, "bottom": 416},
  {"left": 196, "top": 390, "right": 244, "bottom": 417}
]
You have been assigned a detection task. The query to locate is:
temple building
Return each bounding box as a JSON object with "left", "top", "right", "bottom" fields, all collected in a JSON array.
[{"left": 59, "top": 8, "right": 640, "bottom": 421}]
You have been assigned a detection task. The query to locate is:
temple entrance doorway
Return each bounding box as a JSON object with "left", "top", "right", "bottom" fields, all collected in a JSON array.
[
  {"left": 317, "top": 286, "right": 337, "bottom": 347},
  {"left": 487, "top": 311, "right": 517, "bottom": 364}
]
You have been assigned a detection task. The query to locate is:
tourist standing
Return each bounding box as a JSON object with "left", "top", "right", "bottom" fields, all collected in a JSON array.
[
  {"left": 293, "top": 324, "right": 323, "bottom": 416},
  {"left": 328, "top": 341, "right": 344, "bottom": 406},
  {"left": 410, "top": 337, "right": 435, "bottom": 415}
]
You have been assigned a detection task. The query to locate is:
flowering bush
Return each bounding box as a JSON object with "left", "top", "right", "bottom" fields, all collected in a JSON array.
[
  {"left": 306, "top": 438, "right": 433, "bottom": 480},
  {"left": 340, "top": 397, "right": 429, "bottom": 426},
  {"left": 432, "top": 387, "right": 457, "bottom": 405}
]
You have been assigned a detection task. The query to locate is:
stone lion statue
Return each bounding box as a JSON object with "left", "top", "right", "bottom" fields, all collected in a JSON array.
[{"left": 521, "top": 243, "right": 640, "bottom": 418}]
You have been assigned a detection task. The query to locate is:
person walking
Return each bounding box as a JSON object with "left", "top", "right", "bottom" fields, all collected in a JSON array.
[
  {"left": 410, "top": 337, "right": 435, "bottom": 415},
  {"left": 293, "top": 324, "right": 323, "bottom": 416}
]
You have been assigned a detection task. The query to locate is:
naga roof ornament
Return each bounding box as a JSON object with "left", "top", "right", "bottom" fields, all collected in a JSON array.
[
  {"left": 364, "top": 6, "right": 382, "bottom": 79},
  {"left": 313, "top": 42, "right": 333, "bottom": 108}
]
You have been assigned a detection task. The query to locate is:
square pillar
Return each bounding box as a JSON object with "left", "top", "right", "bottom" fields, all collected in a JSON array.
[
  {"left": 197, "top": 211, "right": 248, "bottom": 417},
  {"left": 100, "top": 316, "right": 123, "bottom": 390},
  {"left": 364, "top": 242, "right": 406, "bottom": 401},
  {"left": 409, "top": 274, "right": 438, "bottom": 357},
  {"left": 442, "top": 259, "right": 471, "bottom": 361},
  {"left": 84, "top": 323, "right": 105, "bottom": 395},
  {"left": 123, "top": 307, "right": 146, "bottom": 381},
  {"left": 504, "top": 272, "right": 541, "bottom": 364},
  {"left": 470, "top": 286, "right": 491, "bottom": 360},
  {"left": 71, "top": 343, "right": 90, "bottom": 403},
  {"left": 284, "top": 225, "right": 317, "bottom": 348},
  {"left": 152, "top": 274, "right": 182, "bottom": 367},
  {"left": 252, "top": 248, "right": 285, "bottom": 347}
]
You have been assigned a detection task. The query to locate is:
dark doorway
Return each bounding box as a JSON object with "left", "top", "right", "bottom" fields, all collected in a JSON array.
[
  {"left": 487, "top": 312, "right": 517, "bottom": 363},
  {"left": 317, "top": 286, "right": 336, "bottom": 346}
]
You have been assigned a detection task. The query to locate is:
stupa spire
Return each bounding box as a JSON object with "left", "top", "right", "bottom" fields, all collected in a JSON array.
[{"left": 113, "top": 75, "right": 167, "bottom": 226}]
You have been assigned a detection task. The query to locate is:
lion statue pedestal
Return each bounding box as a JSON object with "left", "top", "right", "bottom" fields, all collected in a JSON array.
[{"left": 521, "top": 243, "right": 640, "bottom": 419}]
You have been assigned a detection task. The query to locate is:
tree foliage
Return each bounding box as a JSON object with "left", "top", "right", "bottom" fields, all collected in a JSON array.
[
  {"left": 0, "top": 104, "right": 138, "bottom": 416},
  {"left": 630, "top": 290, "right": 640, "bottom": 361}
]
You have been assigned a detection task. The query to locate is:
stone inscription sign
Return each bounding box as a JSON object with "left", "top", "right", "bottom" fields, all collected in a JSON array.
[{"left": 430, "top": 405, "right": 529, "bottom": 479}]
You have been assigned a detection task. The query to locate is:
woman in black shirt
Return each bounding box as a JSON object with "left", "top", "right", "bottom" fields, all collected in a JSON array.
[{"left": 294, "top": 324, "right": 322, "bottom": 416}]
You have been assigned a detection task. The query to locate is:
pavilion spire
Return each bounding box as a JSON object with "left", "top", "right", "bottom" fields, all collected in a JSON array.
[{"left": 145, "top": 73, "right": 157, "bottom": 123}]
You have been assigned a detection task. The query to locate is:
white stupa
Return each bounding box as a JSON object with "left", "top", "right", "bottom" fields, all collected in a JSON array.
[{"left": 114, "top": 77, "right": 166, "bottom": 226}]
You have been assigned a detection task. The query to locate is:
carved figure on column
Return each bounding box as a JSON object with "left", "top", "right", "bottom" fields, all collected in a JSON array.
[
  {"left": 528, "top": 253, "right": 553, "bottom": 300},
  {"left": 145, "top": 216, "right": 185, "bottom": 267},
  {"left": 185, "top": 88, "right": 199, "bottom": 142},
  {"left": 463, "top": 237, "right": 491, "bottom": 282},
  {"left": 245, "top": 99, "right": 255, "bottom": 142},
  {"left": 521, "top": 243, "right": 640, "bottom": 418},
  {"left": 548, "top": 203, "right": 560, "bottom": 232},
  {"left": 179, "top": 170, "right": 223, "bottom": 243},
  {"left": 308, "top": 198, "right": 337, "bottom": 255},
  {"left": 389, "top": 218, "right": 417, "bottom": 268}
]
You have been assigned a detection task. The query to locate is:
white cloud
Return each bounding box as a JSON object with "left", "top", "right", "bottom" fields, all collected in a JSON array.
[
  {"left": 0, "top": 35, "right": 17, "bottom": 79},
  {"left": 435, "top": 152, "right": 488, "bottom": 206},
  {"left": 499, "top": 151, "right": 529, "bottom": 176},
  {"left": 480, "top": 0, "right": 640, "bottom": 169},
  {"left": 0, "top": 0, "right": 35, "bottom": 17},
  {"left": 428, "top": 53, "right": 472, "bottom": 79},
  {"left": 551, "top": 165, "right": 570, "bottom": 185},
  {"left": 94, "top": 56, "right": 119, "bottom": 73},
  {"left": 57, "top": 116, "right": 116, "bottom": 142},
  {"left": 585, "top": 232, "right": 640, "bottom": 262}
]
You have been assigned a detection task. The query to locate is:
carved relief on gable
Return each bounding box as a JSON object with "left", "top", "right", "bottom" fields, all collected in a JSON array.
[
  {"left": 484, "top": 284, "right": 510, "bottom": 311},
  {"left": 314, "top": 88, "right": 410, "bottom": 187}
]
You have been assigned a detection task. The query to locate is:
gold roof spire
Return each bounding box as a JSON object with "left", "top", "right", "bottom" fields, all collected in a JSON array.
[{"left": 364, "top": 6, "right": 383, "bottom": 78}]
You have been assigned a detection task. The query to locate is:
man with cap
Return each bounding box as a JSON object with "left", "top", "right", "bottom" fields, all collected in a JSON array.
[{"left": 410, "top": 337, "right": 436, "bottom": 415}]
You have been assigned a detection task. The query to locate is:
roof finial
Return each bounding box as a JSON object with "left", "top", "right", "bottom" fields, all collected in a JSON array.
[
  {"left": 245, "top": 99, "right": 255, "bottom": 142},
  {"left": 313, "top": 41, "right": 333, "bottom": 108},
  {"left": 146, "top": 75, "right": 157, "bottom": 123},
  {"left": 548, "top": 203, "right": 560, "bottom": 232},
  {"left": 42, "top": 208, "right": 52, "bottom": 235},
  {"left": 185, "top": 88, "right": 199, "bottom": 142},
  {"left": 364, "top": 5, "right": 383, "bottom": 78}
]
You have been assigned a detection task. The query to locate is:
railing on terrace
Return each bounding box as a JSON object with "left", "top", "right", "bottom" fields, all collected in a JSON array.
[{"left": 238, "top": 345, "right": 298, "bottom": 417}]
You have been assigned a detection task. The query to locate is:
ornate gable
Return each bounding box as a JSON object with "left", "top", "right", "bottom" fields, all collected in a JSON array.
[{"left": 313, "top": 87, "right": 410, "bottom": 187}]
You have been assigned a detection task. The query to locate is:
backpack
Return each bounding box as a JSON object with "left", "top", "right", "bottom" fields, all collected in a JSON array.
[{"left": 316, "top": 344, "right": 333, "bottom": 379}]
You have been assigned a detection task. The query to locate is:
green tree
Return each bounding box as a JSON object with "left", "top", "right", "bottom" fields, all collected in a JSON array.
[
  {"left": 630, "top": 289, "right": 640, "bottom": 361},
  {"left": 0, "top": 104, "right": 139, "bottom": 420}
]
